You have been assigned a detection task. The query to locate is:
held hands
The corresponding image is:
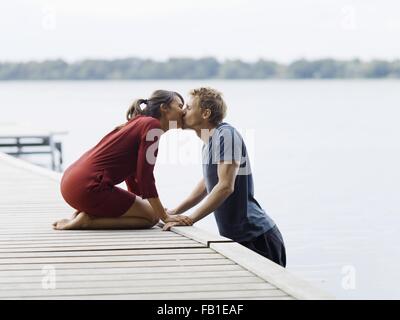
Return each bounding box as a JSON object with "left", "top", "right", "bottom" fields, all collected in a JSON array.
[
  {"left": 161, "top": 214, "right": 193, "bottom": 231},
  {"left": 163, "top": 214, "right": 193, "bottom": 225}
]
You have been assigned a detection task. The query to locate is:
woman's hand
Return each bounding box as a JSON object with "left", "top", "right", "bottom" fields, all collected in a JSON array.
[
  {"left": 162, "top": 216, "right": 194, "bottom": 231},
  {"left": 162, "top": 221, "right": 180, "bottom": 231},
  {"left": 162, "top": 214, "right": 193, "bottom": 226}
]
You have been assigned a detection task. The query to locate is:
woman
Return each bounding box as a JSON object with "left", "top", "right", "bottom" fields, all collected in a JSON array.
[{"left": 53, "top": 90, "right": 193, "bottom": 230}]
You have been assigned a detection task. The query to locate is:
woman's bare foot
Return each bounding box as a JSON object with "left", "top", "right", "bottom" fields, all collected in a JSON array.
[
  {"left": 53, "top": 212, "right": 91, "bottom": 230},
  {"left": 52, "top": 219, "right": 70, "bottom": 229},
  {"left": 51, "top": 210, "right": 81, "bottom": 229},
  {"left": 71, "top": 210, "right": 81, "bottom": 219}
]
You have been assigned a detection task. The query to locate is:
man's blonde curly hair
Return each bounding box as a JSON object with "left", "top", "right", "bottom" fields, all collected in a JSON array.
[{"left": 189, "top": 87, "right": 227, "bottom": 126}]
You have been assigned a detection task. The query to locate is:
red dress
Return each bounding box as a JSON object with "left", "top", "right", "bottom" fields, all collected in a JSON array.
[{"left": 60, "top": 115, "right": 161, "bottom": 217}]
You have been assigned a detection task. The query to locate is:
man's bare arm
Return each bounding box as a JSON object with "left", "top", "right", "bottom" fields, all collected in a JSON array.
[
  {"left": 170, "top": 179, "right": 208, "bottom": 215},
  {"left": 188, "top": 161, "right": 239, "bottom": 223}
]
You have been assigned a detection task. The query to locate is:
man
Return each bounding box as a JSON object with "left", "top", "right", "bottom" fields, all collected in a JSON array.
[{"left": 164, "top": 87, "right": 286, "bottom": 267}]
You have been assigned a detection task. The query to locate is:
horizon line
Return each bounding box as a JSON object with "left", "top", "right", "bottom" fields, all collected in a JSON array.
[{"left": 1, "top": 56, "right": 400, "bottom": 65}]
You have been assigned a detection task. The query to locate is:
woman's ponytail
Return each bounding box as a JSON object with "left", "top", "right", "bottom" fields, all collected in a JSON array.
[
  {"left": 126, "top": 99, "right": 148, "bottom": 121},
  {"left": 116, "top": 90, "right": 183, "bottom": 130}
]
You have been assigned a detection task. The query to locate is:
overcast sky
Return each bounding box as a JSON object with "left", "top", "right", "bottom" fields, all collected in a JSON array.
[{"left": 1, "top": 0, "right": 400, "bottom": 62}]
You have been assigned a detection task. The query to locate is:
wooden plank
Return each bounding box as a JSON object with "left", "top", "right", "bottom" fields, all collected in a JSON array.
[
  {"left": 14, "top": 290, "right": 292, "bottom": 300},
  {"left": 0, "top": 283, "right": 286, "bottom": 298},
  {"left": 0, "top": 243, "right": 205, "bottom": 253},
  {"left": 0, "top": 264, "right": 244, "bottom": 277},
  {"left": 0, "top": 253, "right": 224, "bottom": 265},
  {"left": 0, "top": 240, "right": 201, "bottom": 249},
  {"left": 0, "top": 270, "right": 254, "bottom": 283},
  {"left": 0, "top": 258, "right": 235, "bottom": 271},
  {"left": 0, "top": 236, "right": 186, "bottom": 242},
  {"left": 0, "top": 232, "right": 187, "bottom": 238},
  {"left": 0, "top": 228, "right": 165, "bottom": 235},
  {"left": 0, "top": 236, "right": 188, "bottom": 244},
  {"left": 0, "top": 230, "right": 176, "bottom": 239},
  {"left": 0, "top": 231, "right": 180, "bottom": 239},
  {"left": 158, "top": 223, "right": 233, "bottom": 245},
  {"left": 0, "top": 248, "right": 212, "bottom": 258},
  {"left": 0, "top": 276, "right": 267, "bottom": 291},
  {"left": 0, "top": 236, "right": 183, "bottom": 243},
  {"left": 211, "top": 242, "right": 334, "bottom": 300}
]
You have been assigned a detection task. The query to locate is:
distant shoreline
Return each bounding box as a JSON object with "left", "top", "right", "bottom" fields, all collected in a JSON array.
[
  {"left": 1, "top": 78, "right": 400, "bottom": 82},
  {"left": 1, "top": 57, "right": 399, "bottom": 80}
]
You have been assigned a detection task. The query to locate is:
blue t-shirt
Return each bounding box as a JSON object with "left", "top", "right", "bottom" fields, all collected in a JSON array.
[{"left": 202, "top": 122, "right": 276, "bottom": 242}]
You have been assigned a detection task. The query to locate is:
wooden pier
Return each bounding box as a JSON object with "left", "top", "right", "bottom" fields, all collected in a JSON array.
[
  {"left": 0, "top": 123, "right": 66, "bottom": 172},
  {"left": 0, "top": 152, "right": 333, "bottom": 300}
]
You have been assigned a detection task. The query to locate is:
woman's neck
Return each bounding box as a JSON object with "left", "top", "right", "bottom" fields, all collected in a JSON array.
[{"left": 159, "top": 117, "right": 170, "bottom": 132}]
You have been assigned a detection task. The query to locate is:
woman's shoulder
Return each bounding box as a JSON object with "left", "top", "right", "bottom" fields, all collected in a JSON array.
[
  {"left": 144, "top": 116, "right": 161, "bottom": 128},
  {"left": 129, "top": 116, "right": 161, "bottom": 129},
  {"left": 133, "top": 115, "right": 161, "bottom": 128}
]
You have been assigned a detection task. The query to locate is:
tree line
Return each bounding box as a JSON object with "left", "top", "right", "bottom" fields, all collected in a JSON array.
[{"left": 1, "top": 57, "right": 399, "bottom": 80}]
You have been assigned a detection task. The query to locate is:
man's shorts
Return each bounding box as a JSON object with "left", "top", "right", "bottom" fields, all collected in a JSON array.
[{"left": 239, "top": 225, "right": 287, "bottom": 268}]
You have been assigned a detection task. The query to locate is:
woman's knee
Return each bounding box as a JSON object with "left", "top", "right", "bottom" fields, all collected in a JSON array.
[
  {"left": 136, "top": 214, "right": 158, "bottom": 229},
  {"left": 122, "top": 199, "right": 159, "bottom": 225},
  {"left": 148, "top": 214, "right": 160, "bottom": 227}
]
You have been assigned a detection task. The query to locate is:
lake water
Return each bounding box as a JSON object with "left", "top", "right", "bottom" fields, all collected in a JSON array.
[{"left": 1, "top": 80, "right": 399, "bottom": 299}]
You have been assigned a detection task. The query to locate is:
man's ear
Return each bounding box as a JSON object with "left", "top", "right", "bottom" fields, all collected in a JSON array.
[{"left": 202, "top": 108, "right": 211, "bottom": 120}]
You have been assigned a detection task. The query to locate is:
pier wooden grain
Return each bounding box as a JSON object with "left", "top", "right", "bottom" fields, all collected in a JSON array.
[{"left": 0, "top": 152, "right": 332, "bottom": 300}]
